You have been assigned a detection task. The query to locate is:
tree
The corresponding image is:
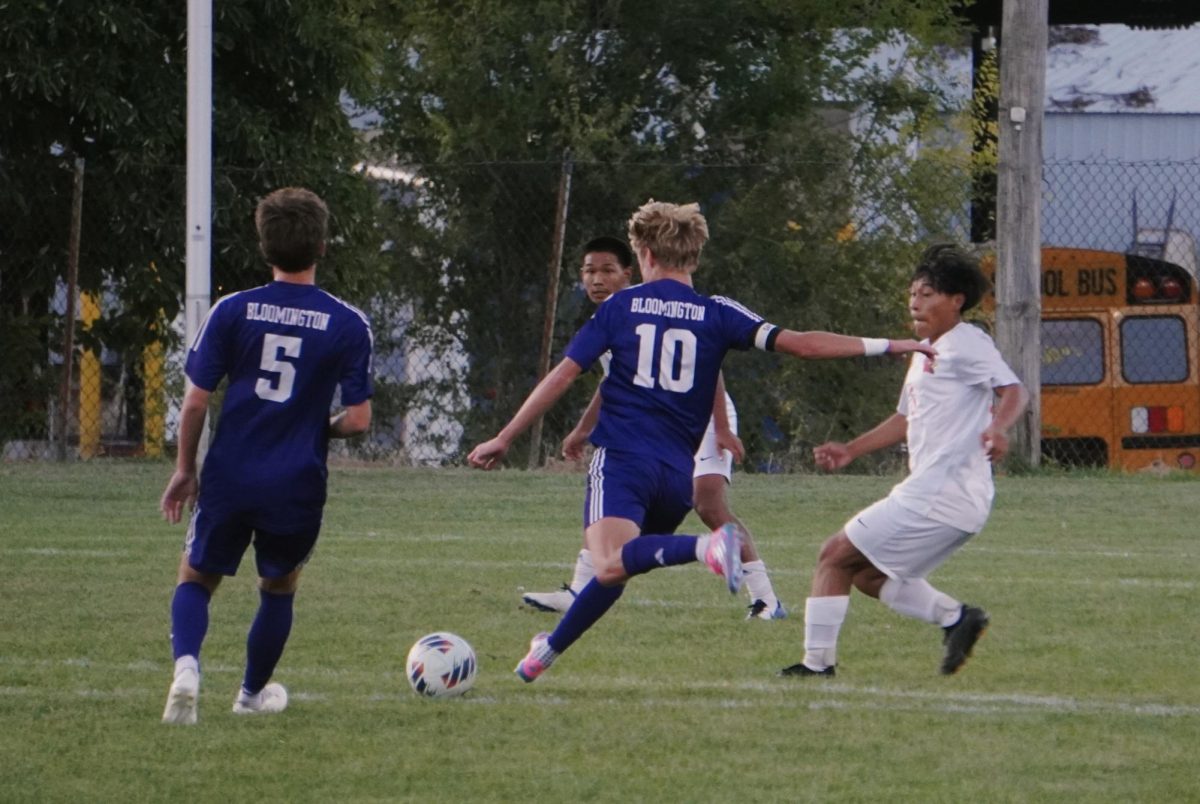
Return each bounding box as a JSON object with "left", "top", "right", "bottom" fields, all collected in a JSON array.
[
  {"left": 371, "top": 0, "right": 973, "bottom": 467},
  {"left": 0, "top": 0, "right": 385, "bottom": 447}
]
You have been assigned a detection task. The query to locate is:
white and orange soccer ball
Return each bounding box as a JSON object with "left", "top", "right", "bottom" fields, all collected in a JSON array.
[{"left": 405, "top": 632, "right": 477, "bottom": 698}]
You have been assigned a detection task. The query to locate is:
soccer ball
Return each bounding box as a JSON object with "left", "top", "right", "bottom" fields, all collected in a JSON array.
[{"left": 405, "top": 632, "right": 477, "bottom": 698}]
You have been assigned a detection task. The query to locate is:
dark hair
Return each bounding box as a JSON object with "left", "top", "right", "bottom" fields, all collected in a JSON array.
[
  {"left": 255, "top": 187, "right": 329, "bottom": 272},
  {"left": 582, "top": 236, "right": 634, "bottom": 268},
  {"left": 911, "top": 244, "right": 991, "bottom": 312}
]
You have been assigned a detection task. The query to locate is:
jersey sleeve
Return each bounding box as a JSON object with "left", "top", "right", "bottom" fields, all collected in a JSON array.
[
  {"left": 711, "top": 295, "right": 778, "bottom": 351},
  {"left": 563, "top": 307, "right": 611, "bottom": 371},
  {"left": 338, "top": 316, "right": 375, "bottom": 406},
  {"left": 184, "top": 294, "right": 237, "bottom": 391},
  {"left": 957, "top": 331, "right": 1021, "bottom": 389}
]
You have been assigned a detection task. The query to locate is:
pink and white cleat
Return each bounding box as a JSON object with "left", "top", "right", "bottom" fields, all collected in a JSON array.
[
  {"left": 705, "top": 523, "right": 746, "bottom": 595},
  {"left": 514, "top": 632, "right": 558, "bottom": 683}
]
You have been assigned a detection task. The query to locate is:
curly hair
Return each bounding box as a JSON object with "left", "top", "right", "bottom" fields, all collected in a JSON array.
[
  {"left": 911, "top": 244, "right": 991, "bottom": 312},
  {"left": 626, "top": 200, "right": 709, "bottom": 270}
]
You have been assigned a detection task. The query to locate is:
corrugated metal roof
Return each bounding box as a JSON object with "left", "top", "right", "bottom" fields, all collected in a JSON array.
[{"left": 1047, "top": 25, "right": 1200, "bottom": 113}]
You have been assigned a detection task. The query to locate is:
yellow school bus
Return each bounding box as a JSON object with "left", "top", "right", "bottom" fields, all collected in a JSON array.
[{"left": 989, "top": 248, "right": 1199, "bottom": 471}]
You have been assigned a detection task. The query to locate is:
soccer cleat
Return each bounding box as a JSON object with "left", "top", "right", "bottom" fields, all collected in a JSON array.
[
  {"left": 940, "top": 605, "right": 990, "bottom": 675},
  {"left": 514, "top": 632, "right": 557, "bottom": 683},
  {"left": 705, "top": 523, "right": 746, "bottom": 595},
  {"left": 778, "top": 662, "right": 836, "bottom": 678},
  {"left": 522, "top": 584, "right": 576, "bottom": 613},
  {"left": 746, "top": 599, "right": 788, "bottom": 621},
  {"left": 161, "top": 666, "right": 200, "bottom": 725},
  {"left": 232, "top": 682, "right": 289, "bottom": 715}
]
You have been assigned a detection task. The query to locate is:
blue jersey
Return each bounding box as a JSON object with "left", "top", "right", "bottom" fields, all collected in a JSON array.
[
  {"left": 564, "top": 278, "right": 774, "bottom": 474},
  {"left": 186, "top": 281, "right": 373, "bottom": 527}
]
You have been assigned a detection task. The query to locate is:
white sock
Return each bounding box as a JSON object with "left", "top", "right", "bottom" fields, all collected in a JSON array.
[
  {"left": 879, "top": 578, "right": 961, "bottom": 626},
  {"left": 570, "top": 549, "right": 596, "bottom": 593},
  {"left": 174, "top": 655, "right": 199, "bottom": 677},
  {"left": 742, "top": 560, "right": 778, "bottom": 608},
  {"left": 694, "top": 535, "right": 710, "bottom": 563},
  {"left": 803, "top": 595, "right": 850, "bottom": 670}
]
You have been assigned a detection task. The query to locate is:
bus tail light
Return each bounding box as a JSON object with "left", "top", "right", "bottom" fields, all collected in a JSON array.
[
  {"left": 1179, "top": 453, "right": 1196, "bottom": 470},
  {"left": 1130, "top": 406, "right": 1185, "bottom": 433},
  {"left": 1160, "top": 277, "right": 1184, "bottom": 301}
]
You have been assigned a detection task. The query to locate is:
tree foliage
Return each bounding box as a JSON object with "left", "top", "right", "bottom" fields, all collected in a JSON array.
[
  {"left": 372, "top": 0, "right": 974, "bottom": 467},
  {"left": 0, "top": 0, "right": 385, "bottom": 441}
]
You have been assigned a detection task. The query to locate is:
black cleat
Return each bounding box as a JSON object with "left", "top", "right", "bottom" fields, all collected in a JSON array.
[
  {"left": 941, "top": 605, "right": 989, "bottom": 675},
  {"left": 778, "top": 662, "right": 835, "bottom": 678}
]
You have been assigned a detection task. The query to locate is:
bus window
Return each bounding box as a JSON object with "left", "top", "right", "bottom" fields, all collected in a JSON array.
[
  {"left": 1120, "top": 316, "right": 1188, "bottom": 383},
  {"left": 1042, "top": 319, "right": 1104, "bottom": 385}
]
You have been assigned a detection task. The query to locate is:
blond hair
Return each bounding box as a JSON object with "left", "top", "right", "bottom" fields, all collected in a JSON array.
[{"left": 626, "top": 200, "right": 709, "bottom": 271}]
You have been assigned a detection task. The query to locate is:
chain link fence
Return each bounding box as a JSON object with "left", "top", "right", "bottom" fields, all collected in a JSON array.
[{"left": 5, "top": 156, "right": 1200, "bottom": 471}]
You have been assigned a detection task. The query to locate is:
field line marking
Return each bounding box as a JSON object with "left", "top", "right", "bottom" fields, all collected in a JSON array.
[{"left": 2, "top": 656, "right": 1197, "bottom": 718}]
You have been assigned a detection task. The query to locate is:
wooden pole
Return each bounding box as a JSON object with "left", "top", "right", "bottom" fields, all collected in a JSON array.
[
  {"left": 56, "top": 157, "right": 85, "bottom": 462},
  {"left": 995, "top": 0, "right": 1046, "bottom": 467},
  {"left": 527, "top": 151, "right": 574, "bottom": 469}
]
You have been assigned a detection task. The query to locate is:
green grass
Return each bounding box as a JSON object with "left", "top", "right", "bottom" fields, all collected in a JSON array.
[{"left": 1, "top": 462, "right": 1198, "bottom": 802}]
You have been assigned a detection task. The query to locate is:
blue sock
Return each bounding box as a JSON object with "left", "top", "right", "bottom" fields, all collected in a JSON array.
[
  {"left": 620, "top": 534, "right": 699, "bottom": 577},
  {"left": 170, "top": 581, "right": 211, "bottom": 661},
  {"left": 547, "top": 579, "right": 624, "bottom": 653},
  {"left": 242, "top": 590, "right": 295, "bottom": 694}
]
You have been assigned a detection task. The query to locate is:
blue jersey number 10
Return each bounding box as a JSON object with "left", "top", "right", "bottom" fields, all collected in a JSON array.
[
  {"left": 255, "top": 333, "right": 303, "bottom": 402},
  {"left": 632, "top": 323, "right": 696, "bottom": 393}
]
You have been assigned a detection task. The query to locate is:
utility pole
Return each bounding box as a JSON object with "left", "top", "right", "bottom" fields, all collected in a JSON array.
[
  {"left": 995, "top": 0, "right": 1047, "bottom": 467},
  {"left": 527, "top": 151, "right": 574, "bottom": 469}
]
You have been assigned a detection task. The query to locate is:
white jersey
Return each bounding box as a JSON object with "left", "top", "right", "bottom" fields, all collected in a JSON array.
[{"left": 889, "top": 322, "right": 1020, "bottom": 532}]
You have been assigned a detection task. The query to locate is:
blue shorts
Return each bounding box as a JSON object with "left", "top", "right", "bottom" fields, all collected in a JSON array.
[
  {"left": 583, "top": 447, "right": 693, "bottom": 534},
  {"left": 184, "top": 501, "right": 320, "bottom": 578}
]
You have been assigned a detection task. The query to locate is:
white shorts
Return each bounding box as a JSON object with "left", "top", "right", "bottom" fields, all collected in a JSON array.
[
  {"left": 844, "top": 496, "right": 973, "bottom": 580},
  {"left": 693, "top": 393, "right": 737, "bottom": 481}
]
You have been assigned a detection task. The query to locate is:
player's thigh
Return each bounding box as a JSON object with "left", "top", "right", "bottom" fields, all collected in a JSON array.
[
  {"left": 643, "top": 463, "right": 694, "bottom": 535},
  {"left": 184, "top": 502, "right": 254, "bottom": 576},
  {"left": 584, "top": 448, "right": 691, "bottom": 535},
  {"left": 844, "top": 496, "right": 972, "bottom": 580},
  {"left": 691, "top": 472, "right": 732, "bottom": 528},
  {"left": 583, "top": 447, "right": 653, "bottom": 530}
]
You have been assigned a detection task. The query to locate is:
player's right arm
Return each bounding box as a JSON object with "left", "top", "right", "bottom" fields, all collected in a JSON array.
[
  {"left": 563, "top": 386, "right": 602, "bottom": 461},
  {"left": 469, "top": 358, "right": 583, "bottom": 469},
  {"left": 814, "top": 413, "right": 907, "bottom": 472},
  {"left": 160, "top": 383, "right": 211, "bottom": 524}
]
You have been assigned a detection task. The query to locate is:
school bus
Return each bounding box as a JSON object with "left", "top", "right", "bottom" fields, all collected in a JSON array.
[{"left": 987, "top": 247, "right": 1199, "bottom": 472}]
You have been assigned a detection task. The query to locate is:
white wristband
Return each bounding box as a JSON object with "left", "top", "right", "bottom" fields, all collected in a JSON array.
[{"left": 861, "top": 337, "right": 890, "bottom": 357}]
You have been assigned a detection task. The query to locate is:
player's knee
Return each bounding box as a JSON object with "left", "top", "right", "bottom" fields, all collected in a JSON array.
[
  {"left": 693, "top": 496, "right": 732, "bottom": 531},
  {"left": 258, "top": 572, "right": 300, "bottom": 595},
  {"left": 595, "top": 552, "right": 629, "bottom": 585},
  {"left": 816, "top": 532, "right": 856, "bottom": 571}
]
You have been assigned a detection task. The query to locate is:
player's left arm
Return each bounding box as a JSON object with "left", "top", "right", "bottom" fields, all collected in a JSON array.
[
  {"left": 981, "top": 382, "right": 1030, "bottom": 462},
  {"left": 469, "top": 358, "right": 583, "bottom": 469},
  {"left": 770, "top": 329, "right": 935, "bottom": 360},
  {"left": 160, "top": 383, "right": 210, "bottom": 524},
  {"left": 330, "top": 400, "right": 372, "bottom": 438},
  {"left": 330, "top": 318, "right": 374, "bottom": 439}
]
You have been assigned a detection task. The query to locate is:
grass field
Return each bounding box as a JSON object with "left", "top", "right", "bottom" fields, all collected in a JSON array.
[{"left": 2, "top": 461, "right": 1198, "bottom": 802}]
